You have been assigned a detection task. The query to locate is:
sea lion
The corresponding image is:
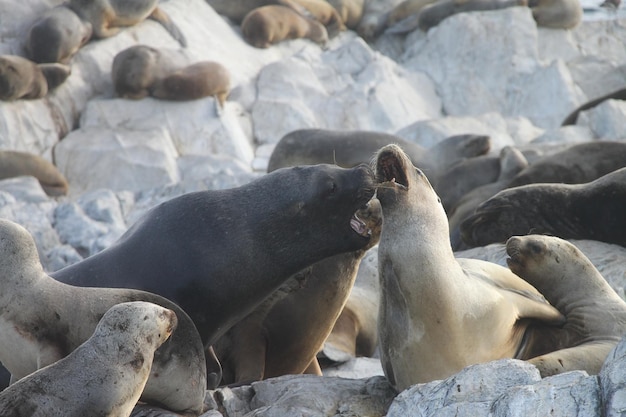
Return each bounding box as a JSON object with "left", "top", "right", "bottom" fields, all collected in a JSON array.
[
  {"left": 215, "top": 198, "right": 382, "bottom": 384},
  {"left": 52, "top": 163, "right": 377, "bottom": 350},
  {"left": 448, "top": 146, "right": 528, "bottom": 251},
  {"left": 460, "top": 167, "right": 626, "bottom": 248},
  {"left": 506, "top": 141, "right": 626, "bottom": 188},
  {"left": 320, "top": 244, "right": 380, "bottom": 363},
  {"left": 382, "top": 0, "right": 437, "bottom": 33},
  {"left": 0, "top": 219, "right": 209, "bottom": 415},
  {"left": 506, "top": 235, "right": 626, "bottom": 376},
  {"left": 356, "top": 0, "right": 405, "bottom": 39},
  {"left": 417, "top": 0, "right": 528, "bottom": 32},
  {"left": 68, "top": 0, "right": 186, "bottom": 46},
  {"left": 111, "top": 45, "right": 189, "bottom": 99},
  {"left": 561, "top": 87, "right": 626, "bottom": 126},
  {"left": 26, "top": 5, "right": 93, "bottom": 64},
  {"left": 0, "top": 301, "right": 177, "bottom": 417},
  {"left": 0, "top": 56, "right": 71, "bottom": 101},
  {"left": 529, "top": 0, "right": 582, "bottom": 29},
  {"left": 374, "top": 144, "right": 564, "bottom": 391},
  {"left": 207, "top": 0, "right": 320, "bottom": 23},
  {"left": 434, "top": 154, "right": 501, "bottom": 212},
  {"left": 267, "top": 128, "right": 490, "bottom": 181},
  {"left": 387, "top": 0, "right": 438, "bottom": 26},
  {"left": 328, "top": 0, "right": 365, "bottom": 29},
  {"left": 151, "top": 61, "right": 231, "bottom": 106},
  {"left": 291, "top": 0, "right": 347, "bottom": 36},
  {"left": 0, "top": 151, "right": 69, "bottom": 197},
  {"left": 241, "top": 5, "right": 329, "bottom": 48}
]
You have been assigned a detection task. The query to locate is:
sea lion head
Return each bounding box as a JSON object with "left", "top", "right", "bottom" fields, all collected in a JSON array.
[{"left": 375, "top": 144, "right": 447, "bottom": 233}]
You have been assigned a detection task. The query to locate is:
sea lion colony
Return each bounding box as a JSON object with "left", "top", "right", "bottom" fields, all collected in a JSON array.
[{"left": 0, "top": 0, "right": 624, "bottom": 415}]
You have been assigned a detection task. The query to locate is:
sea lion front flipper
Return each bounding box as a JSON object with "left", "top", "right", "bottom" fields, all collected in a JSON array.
[{"left": 149, "top": 7, "right": 187, "bottom": 47}]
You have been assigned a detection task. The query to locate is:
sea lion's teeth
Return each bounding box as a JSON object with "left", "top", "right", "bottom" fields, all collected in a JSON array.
[{"left": 350, "top": 214, "right": 368, "bottom": 237}]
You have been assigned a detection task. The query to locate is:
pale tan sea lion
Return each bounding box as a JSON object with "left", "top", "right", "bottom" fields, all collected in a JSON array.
[
  {"left": 0, "top": 301, "right": 177, "bottom": 417},
  {"left": 0, "top": 219, "right": 208, "bottom": 415},
  {"left": 529, "top": 0, "right": 582, "bottom": 29},
  {"left": 506, "top": 235, "right": 626, "bottom": 376},
  {"left": 68, "top": 0, "right": 187, "bottom": 46},
  {"left": 292, "top": 0, "right": 347, "bottom": 36},
  {"left": 0, "top": 150, "right": 69, "bottom": 196},
  {"left": 0, "top": 55, "right": 48, "bottom": 101},
  {"left": 241, "top": 5, "right": 329, "bottom": 48},
  {"left": 374, "top": 144, "right": 564, "bottom": 391},
  {"left": 207, "top": 0, "right": 320, "bottom": 23},
  {"left": 328, "top": 0, "right": 365, "bottom": 29},
  {"left": 26, "top": 5, "right": 93, "bottom": 64},
  {"left": 151, "top": 61, "right": 231, "bottom": 106}
]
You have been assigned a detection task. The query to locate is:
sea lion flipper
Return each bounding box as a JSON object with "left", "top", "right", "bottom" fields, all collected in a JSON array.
[
  {"left": 528, "top": 341, "right": 617, "bottom": 377},
  {"left": 149, "top": 7, "right": 187, "bottom": 47},
  {"left": 505, "top": 290, "right": 565, "bottom": 325},
  {"left": 38, "top": 63, "right": 71, "bottom": 91}
]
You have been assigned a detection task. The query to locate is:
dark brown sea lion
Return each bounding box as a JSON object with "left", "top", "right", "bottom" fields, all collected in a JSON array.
[
  {"left": 52, "top": 163, "right": 378, "bottom": 353},
  {"left": 461, "top": 167, "right": 626, "bottom": 248}
]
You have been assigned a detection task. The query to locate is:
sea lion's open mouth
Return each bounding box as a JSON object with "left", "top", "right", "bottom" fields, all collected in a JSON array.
[
  {"left": 350, "top": 211, "right": 371, "bottom": 237},
  {"left": 375, "top": 149, "right": 408, "bottom": 190},
  {"left": 505, "top": 237, "right": 523, "bottom": 270}
]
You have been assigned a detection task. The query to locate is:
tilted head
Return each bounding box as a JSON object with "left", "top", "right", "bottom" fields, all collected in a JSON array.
[
  {"left": 374, "top": 144, "right": 449, "bottom": 236},
  {"left": 505, "top": 234, "right": 594, "bottom": 286},
  {"left": 95, "top": 301, "right": 178, "bottom": 354}
]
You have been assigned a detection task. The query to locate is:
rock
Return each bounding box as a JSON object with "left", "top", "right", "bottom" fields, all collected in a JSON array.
[
  {"left": 600, "top": 336, "right": 626, "bottom": 416},
  {"left": 386, "top": 359, "right": 541, "bottom": 417},
  {"left": 251, "top": 37, "right": 441, "bottom": 145},
  {"left": 54, "top": 126, "right": 180, "bottom": 195},
  {"left": 396, "top": 112, "right": 518, "bottom": 151},
  {"left": 208, "top": 374, "right": 396, "bottom": 417},
  {"left": 492, "top": 371, "right": 601, "bottom": 417},
  {"left": 577, "top": 99, "right": 626, "bottom": 140},
  {"left": 402, "top": 8, "right": 585, "bottom": 129}
]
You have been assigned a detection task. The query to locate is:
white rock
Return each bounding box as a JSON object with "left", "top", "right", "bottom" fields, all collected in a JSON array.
[
  {"left": 530, "top": 125, "right": 593, "bottom": 144},
  {"left": 252, "top": 37, "right": 441, "bottom": 145},
  {"left": 402, "top": 8, "right": 585, "bottom": 129},
  {"left": 54, "top": 126, "right": 180, "bottom": 195},
  {"left": 396, "top": 112, "right": 517, "bottom": 151},
  {"left": 577, "top": 99, "right": 626, "bottom": 140}
]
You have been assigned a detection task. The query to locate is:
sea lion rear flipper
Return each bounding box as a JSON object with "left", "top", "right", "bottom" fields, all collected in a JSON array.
[{"left": 149, "top": 7, "right": 187, "bottom": 47}]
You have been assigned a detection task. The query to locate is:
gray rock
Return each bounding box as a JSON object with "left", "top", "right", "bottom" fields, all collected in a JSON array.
[
  {"left": 387, "top": 359, "right": 541, "bottom": 417},
  {"left": 492, "top": 371, "right": 601, "bottom": 417},
  {"left": 600, "top": 336, "right": 626, "bottom": 417}
]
